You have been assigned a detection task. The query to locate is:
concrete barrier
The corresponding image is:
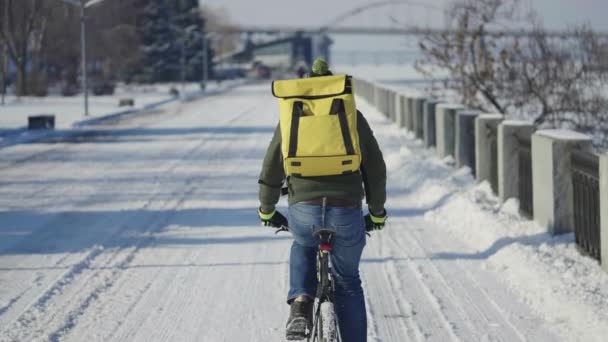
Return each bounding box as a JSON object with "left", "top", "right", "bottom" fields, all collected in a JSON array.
[
  {"left": 497, "top": 121, "right": 535, "bottom": 202},
  {"left": 435, "top": 104, "right": 464, "bottom": 159},
  {"left": 601, "top": 153, "right": 608, "bottom": 271},
  {"left": 532, "top": 130, "right": 592, "bottom": 235},
  {"left": 28, "top": 115, "right": 55, "bottom": 130},
  {"left": 455, "top": 110, "right": 480, "bottom": 172},
  {"left": 423, "top": 99, "right": 439, "bottom": 147},
  {"left": 389, "top": 90, "right": 397, "bottom": 123},
  {"left": 384, "top": 89, "right": 391, "bottom": 119},
  {"left": 119, "top": 98, "right": 135, "bottom": 107},
  {"left": 373, "top": 87, "right": 383, "bottom": 117},
  {"left": 475, "top": 114, "right": 503, "bottom": 187},
  {"left": 405, "top": 97, "right": 415, "bottom": 132},
  {"left": 412, "top": 97, "right": 425, "bottom": 139},
  {"left": 397, "top": 95, "right": 407, "bottom": 128},
  {"left": 376, "top": 88, "right": 385, "bottom": 117}
]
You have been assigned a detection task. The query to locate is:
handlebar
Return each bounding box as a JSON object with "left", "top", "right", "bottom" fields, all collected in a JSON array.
[{"left": 272, "top": 225, "right": 374, "bottom": 236}]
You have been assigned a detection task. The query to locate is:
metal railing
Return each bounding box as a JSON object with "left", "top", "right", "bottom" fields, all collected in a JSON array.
[
  {"left": 571, "top": 149, "right": 601, "bottom": 262},
  {"left": 518, "top": 137, "right": 534, "bottom": 218}
]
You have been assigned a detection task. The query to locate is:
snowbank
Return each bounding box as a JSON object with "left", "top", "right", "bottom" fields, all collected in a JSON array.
[{"left": 422, "top": 174, "right": 608, "bottom": 341}]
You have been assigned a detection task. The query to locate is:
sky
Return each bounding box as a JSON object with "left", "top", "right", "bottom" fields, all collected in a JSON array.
[
  {"left": 201, "top": 0, "right": 608, "bottom": 62},
  {"left": 201, "top": 0, "right": 608, "bottom": 30}
]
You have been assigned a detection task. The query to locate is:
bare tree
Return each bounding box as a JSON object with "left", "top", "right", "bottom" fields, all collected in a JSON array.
[
  {"left": 0, "top": 0, "right": 50, "bottom": 96},
  {"left": 86, "top": 0, "right": 144, "bottom": 82},
  {"left": 417, "top": 0, "right": 608, "bottom": 147},
  {"left": 499, "top": 26, "right": 608, "bottom": 129}
]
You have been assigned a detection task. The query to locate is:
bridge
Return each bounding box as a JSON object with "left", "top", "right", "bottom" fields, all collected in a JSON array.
[{"left": 210, "top": 25, "right": 608, "bottom": 39}]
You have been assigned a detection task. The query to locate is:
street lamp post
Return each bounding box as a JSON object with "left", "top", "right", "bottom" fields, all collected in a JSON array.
[
  {"left": 80, "top": 1, "right": 88, "bottom": 116},
  {"left": 202, "top": 33, "right": 208, "bottom": 90},
  {"left": 60, "top": 0, "right": 108, "bottom": 117}
]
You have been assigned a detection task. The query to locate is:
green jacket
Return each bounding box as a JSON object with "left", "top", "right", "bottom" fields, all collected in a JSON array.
[{"left": 258, "top": 111, "right": 386, "bottom": 214}]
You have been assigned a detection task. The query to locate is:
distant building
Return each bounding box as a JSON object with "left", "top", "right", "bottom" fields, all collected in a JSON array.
[{"left": 215, "top": 32, "right": 333, "bottom": 72}]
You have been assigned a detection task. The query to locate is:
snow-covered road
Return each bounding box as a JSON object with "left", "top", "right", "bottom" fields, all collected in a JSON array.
[{"left": 0, "top": 83, "right": 601, "bottom": 341}]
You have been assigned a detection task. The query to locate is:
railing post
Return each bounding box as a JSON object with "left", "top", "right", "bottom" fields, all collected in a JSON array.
[
  {"left": 497, "top": 121, "right": 534, "bottom": 202},
  {"left": 412, "top": 97, "right": 425, "bottom": 139},
  {"left": 398, "top": 95, "right": 408, "bottom": 128},
  {"left": 532, "top": 130, "right": 592, "bottom": 235},
  {"left": 373, "top": 85, "right": 380, "bottom": 113},
  {"left": 475, "top": 114, "right": 503, "bottom": 185},
  {"left": 405, "top": 97, "right": 415, "bottom": 132},
  {"left": 394, "top": 93, "right": 403, "bottom": 127},
  {"left": 455, "top": 110, "right": 480, "bottom": 172},
  {"left": 601, "top": 153, "right": 608, "bottom": 271},
  {"left": 386, "top": 89, "right": 395, "bottom": 122},
  {"left": 384, "top": 89, "right": 390, "bottom": 118},
  {"left": 423, "top": 99, "right": 439, "bottom": 147},
  {"left": 390, "top": 90, "right": 397, "bottom": 123},
  {"left": 435, "top": 104, "right": 464, "bottom": 159}
]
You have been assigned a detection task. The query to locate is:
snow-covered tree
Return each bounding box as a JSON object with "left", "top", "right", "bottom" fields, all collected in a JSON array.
[
  {"left": 139, "top": 0, "right": 211, "bottom": 83},
  {"left": 140, "top": 0, "right": 180, "bottom": 82}
]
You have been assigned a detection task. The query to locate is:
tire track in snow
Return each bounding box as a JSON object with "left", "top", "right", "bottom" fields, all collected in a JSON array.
[
  {"left": 389, "top": 227, "right": 484, "bottom": 341},
  {"left": 386, "top": 222, "right": 532, "bottom": 342},
  {"left": 381, "top": 232, "right": 463, "bottom": 342},
  {"left": 46, "top": 184, "right": 198, "bottom": 342},
  {"left": 23, "top": 92, "right": 264, "bottom": 342},
  {"left": 363, "top": 233, "right": 424, "bottom": 342},
  {"left": 0, "top": 95, "right": 248, "bottom": 340},
  {"left": 407, "top": 227, "right": 523, "bottom": 342},
  {"left": 48, "top": 97, "right": 264, "bottom": 340},
  {"left": 114, "top": 110, "right": 268, "bottom": 342},
  {"left": 99, "top": 101, "right": 277, "bottom": 342},
  {"left": 0, "top": 174, "right": 198, "bottom": 341},
  {"left": 407, "top": 221, "right": 558, "bottom": 341}
]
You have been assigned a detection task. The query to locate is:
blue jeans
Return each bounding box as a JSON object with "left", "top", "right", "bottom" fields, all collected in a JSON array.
[{"left": 288, "top": 203, "right": 367, "bottom": 342}]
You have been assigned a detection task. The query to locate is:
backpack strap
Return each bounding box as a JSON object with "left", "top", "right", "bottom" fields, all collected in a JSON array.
[
  {"left": 329, "top": 98, "right": 355, "bottom": 155},
  {"left": 288, "top": 101, "right": 303, "bottom": 158}
]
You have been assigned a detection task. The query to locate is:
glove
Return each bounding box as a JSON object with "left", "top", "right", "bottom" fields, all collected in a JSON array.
[
  {"left": 364, "top": 210, "right": 387, "bottom": 231},
  {"left": 258, "top": 208, "right": 288, "bottom": 228}
]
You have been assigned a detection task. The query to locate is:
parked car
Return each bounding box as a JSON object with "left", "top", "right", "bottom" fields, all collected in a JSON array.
[
  {"left": 61, "top": 83, "right": 79, "bottom": 97},
  {"left": 91, "top": 79, "right": 115, "bottom": 96}
]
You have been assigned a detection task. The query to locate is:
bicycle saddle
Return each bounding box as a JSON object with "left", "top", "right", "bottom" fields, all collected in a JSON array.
[{"left": 313, "top": 228, "right": 336, "bottom": 244}]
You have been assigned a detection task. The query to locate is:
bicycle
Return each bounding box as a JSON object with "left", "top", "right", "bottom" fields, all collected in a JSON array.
[
  {"left": 275, "top": 225, "right": 340, "bottom": 342},
  {"left": 275, "top": 200, "right": 376, "bottom": 342}
]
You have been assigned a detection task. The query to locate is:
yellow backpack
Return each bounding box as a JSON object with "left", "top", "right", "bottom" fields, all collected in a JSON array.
[{"left": 272, "top": 74, "right": 361, "bottom": 177}]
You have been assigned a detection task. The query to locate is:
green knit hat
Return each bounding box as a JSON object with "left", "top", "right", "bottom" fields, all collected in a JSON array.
[{"left": 311, "top": 58, "right": 332, "bottom": 77}]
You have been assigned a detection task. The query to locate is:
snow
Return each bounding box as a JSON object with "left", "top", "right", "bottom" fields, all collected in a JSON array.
[
  {"left": 436, "top": 103, "right": 465, "bottom": 109},
  {"left": 0, "top": 82, "right": 238, "bottom": 148},
  {"left": 458, "top": 110, "right": 480, "bottom": 117},
  {"left": 0, "top": 83, "right": 201, "bottom": 130},
  {"left": 0, "top": 81, "right": 607, "bottom": 341},
  {"left": 501, "top": 119, "right": 534, "bottom": 126},
  {"left": 480, "top": 113, "right": 504, "bottom": 118},
  {"left": 536, "top": 129, "right": 593, "bottom": 141},
  {"left": 424, "top": 180, "right": 608, "bottom": 341}
]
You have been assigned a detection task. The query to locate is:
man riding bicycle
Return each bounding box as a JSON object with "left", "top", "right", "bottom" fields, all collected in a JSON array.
[{"left": 257, "top": 58, "right": 387, "bottom": 342}]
